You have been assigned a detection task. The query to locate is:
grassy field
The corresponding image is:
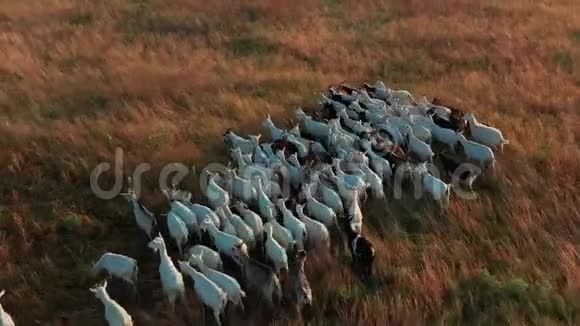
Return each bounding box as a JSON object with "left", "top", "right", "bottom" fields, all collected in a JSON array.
[{"left": 0, "top": 0, "right": 579, "bottom": 324}]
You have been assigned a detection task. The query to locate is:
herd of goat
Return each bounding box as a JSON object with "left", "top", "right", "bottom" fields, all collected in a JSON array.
[{"left": 0, "top": 81, "right": 508, "bottom": 326}]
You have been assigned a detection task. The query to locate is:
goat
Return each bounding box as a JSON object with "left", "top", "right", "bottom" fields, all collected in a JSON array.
[
  {"left": 178, "top": 262, "right": 227, "bottom": 326},
  {"left": 166, "top": 211, "right": 189, "bottom": 257},
  {"left": 168, "top": 201, "right": 199, "bottom": 239},
  {"left": 223, "top": 168, "right": 257, "bottom": 206},
  {"left": 438, "top": 151, "right": 482, "bottom": 191},
  {"left": 262, "top": 114, "right": 284, "bottom": 141},
  {"left": 224, "top": 129, "right": 255, "bottom": 154},
  {"left": 189, "top": 203, "right": 221, "bottom": 229},
  {"left": 346, "top": 190, "right": 364, "bottom": 234},
  {"left": 456, "top": 132, "right": 495, "bottom": 169},
  {"left": 277, "top": 198, "right": 307, "bottom": 250},
  {"left": 250, "top": 135, "right": 270, "bottom": 166},
  {"left": 204, "top": 171, "right": 230, "bottom": 209},
  {"left": 224, "top": 206, "right": 256, "bottom": 250},
  {"left": 190, "top": 253, "right": 246, "bottom": 311},
  {"left": 187, "top": 245, "right": 223, "bottom": 271},
  {"left": 296, "top": 108, "right": 331, "bottom": 144},
  {"left": 296, "top": 204, "right": 330, "bottom": 250},
  {"left": 465, "top": 113, "right": 508, "bottom": 151},
  {"left": 403, "top": 125, "right": 434, "bottom": 162},
  {"left": 148, "top": 236, "right": 186, "bottom": 312},
  {"left": 91, "top": 253, "right": 138, "bottom": 288},
  {"left": 121, "top": 186, "right": 156, "bottom": 240},
  {"left": 359, "top": 163, "right": 385, "bottom": 199},
  {"left": 234, "top": 201, "right": 264, "bottom": 243},
  {"left": 411, "top": 163, "right": 451, "bottom": 209},
  {"left": 89, "top": 281, "right": 133, "bottom": 326},
  {"left": 309, "top": 172, "right": 343, "bottom": 214},
  {"left": 256, "top": 178, "right": 277, "bottom": 222},
  {"left": 200, "top": 219, "right": 248, "bottom": 265},
  {"left": 264, "top": 222, "right": 289, "bottom": 273},
  {"left": 341, "top": 220, "right": 375, "bottom": 279},
  {"left": 302, "top": 185, "right": 337, "bottom": 228}
]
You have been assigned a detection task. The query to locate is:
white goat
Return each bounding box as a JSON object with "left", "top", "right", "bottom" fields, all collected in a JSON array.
[
  {"left": 200, "top": 219, "right": 248, "bottom": 265},
  {"left": 234, "top": 202, "right": 264, "bottom": 240},
  {"left": 91, "top": 253, "right": 138, "bottom": 286},
  {"left": 166, "top": 211, "right": 189, "bottom": 257},
  {"left": 224, "top": 206, "right": 256, "bottom": 249},
  {"left": 277, "top": 198, "right": 307, "bottom": 250},
  {"left": 363, "top": 81, "right": 388, "bottom": 100},
  {"left": 403, "top": 125, "right": 434, "bottom": 162},
  {"left": 121, "top": 188, "right": 156, "bottom": 239},
  {"left": 204, "top": 172, "right": 230, "bottom": 209},
  {"left": 0, "top": 290, "right": 15, "bottom": 326},
  {"left": 178, "top": 262, "right": 227, "bottom": 326},
  {"left": 188, "top": 245, "right": 223, "bottom": 271},
  {"left": 347, "top": 191, "right": 364, "bottom": 234},
  {"left": 230, "top": 146, "right": 252, "bottom": 166},
  {"left": 427, "top": 116, "right": 461, "bottom": 150},
  {"left": 264, "top": 223, "right": 289, "bottom": 273},
  {"left": 224, "top": 169, "right": 256, "bottom": 205},
  {"left": 224, "top": 130, "right": 255, "bottom": 154},
  {"left": 148, "top": 236, "right": 186, "bottom": 311},
  {"left": 189, "top": 203, "right": 221, "bottom": 229},
  {"left": 328, "top": 170, "right": 361, "bottom": 205},
  {"left": 456, "top": 132, "right": 495, "bottom": 169},
  {"left": 89, "top": 281, "right": 133, "bottom": 326},
  {"left": 362, "top": 147, "right": 393, "bottom": 181},
  {"left": 296, "top": 108, "right": 331, "bottom": 144},
  {"left": 359, "top": 164, "right": 385, "bottom": 199},
  {"left": 310, "top": 173, "right": 343, "bottom": 213},
  {"left": 256, "top": 178, "right": 277, "bottom": 222},
  {"left": 465, "top": 113, "right": 508, "bottom": 150},
  {"left": 169, "top": 201, "right": 199, "bottom": 238},
  {"left": 303, "top": 185, "right": 337, "bottom": 227},
  {"left": 250, "top": 135, "right": 270, "bottom": 167},
  {"left": 296, "top": 204, "right": 330, "bottom": 250},
  {"left": 358, "top": 90, "right": 387, "bottom": 111},
  {"left": 333, "top": 158, "right": 367, "bottom": 189},
  {"left": 215, "top": 207, "right": 237, "bottom": 237},
  {"left": 276, "top": 151, "right": 306, "bottom": 191},
  {"left": 189, "top": 253, "right": 246, "bottom": 310},
  {"left": 262, "top": 114, "right": 284, "bottom": 141},
  {"left": 412, "top": 164, "right": 451, "bottom": 209}
]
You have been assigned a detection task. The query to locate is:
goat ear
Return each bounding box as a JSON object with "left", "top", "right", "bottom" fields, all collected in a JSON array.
[{"left": 89, "top": 288, "right": 97, "bottom": 294}]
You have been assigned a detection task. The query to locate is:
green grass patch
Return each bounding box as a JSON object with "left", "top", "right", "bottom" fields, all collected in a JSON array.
[
  {"left": 61, "top": 213, "right": 83, "bottom": 232},
  {"left": 552, "top": 52, "right": 573, "bottom": 73},
  {"left": 38, "top": 89, "right": 112, "bottom": 120},
  {"left": 344, "top": 12, "right": 394, "bottom": 35},
  {"left": 227, "top": 37, "right": 276, "bottom": 58},
  {"left": 322, "top": 0, "right": 349, "bottom": 14},
  {"left": 570, "top": 30, "right": 580, "bottom": 43},
  {"left": 147, "top": 128, "right": 175, "bottom": 151},
  {"left": 121, "top": 2, "right": 210, "bottom": 42},
  {"left": 443, "top": 270, "right": 578, "bottom": 324},
  {"left": 67, "top": 13, "right": 93, "bottom": 26}
]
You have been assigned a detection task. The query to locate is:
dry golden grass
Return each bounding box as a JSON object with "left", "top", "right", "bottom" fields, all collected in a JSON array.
[{"left": 0, "top": 0, "right": 579, "bottom": 324}]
